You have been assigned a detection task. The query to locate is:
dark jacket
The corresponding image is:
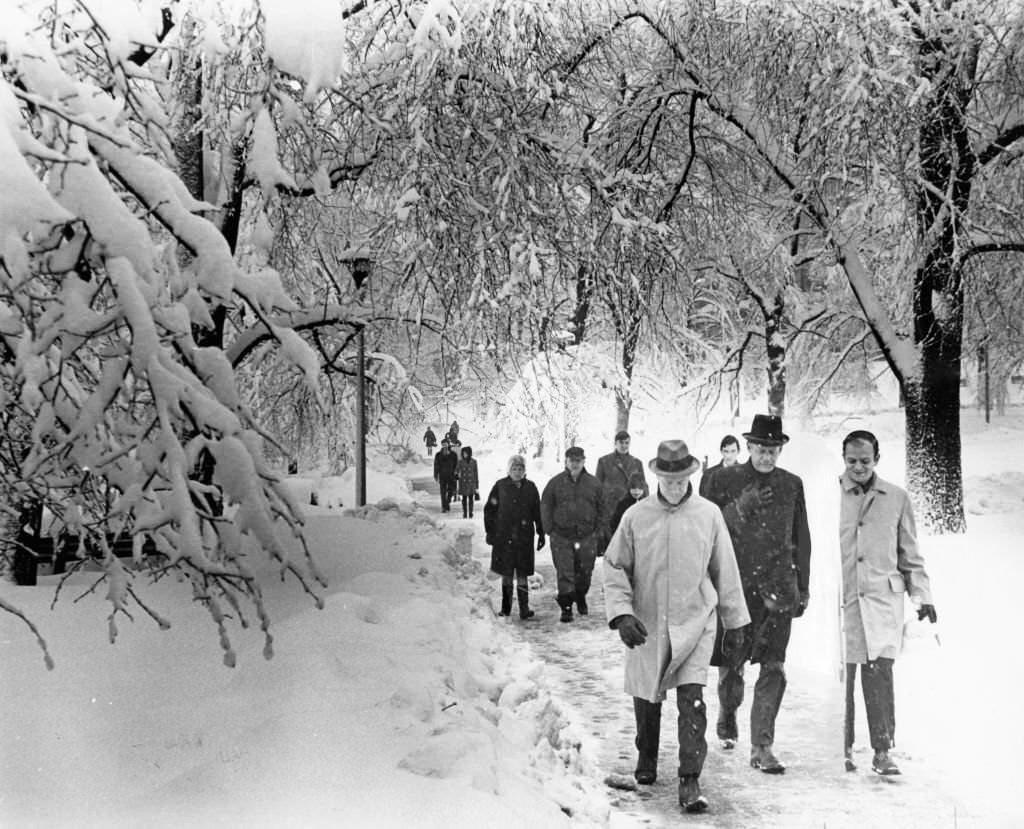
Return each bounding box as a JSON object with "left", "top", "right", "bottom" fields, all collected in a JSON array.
[
  {"left": 704, "top": 459, "right": 812, "bottom": 609},
  {"left": 433, "top": 449, "right": 458, "bottom": 482},
  {"left": 456, "top": 457, "right": 479, "bottom": 497},
  {"left": 595, "top": 451, "right": 648, "bottom": 530},
  {"left": 610, "top": 492, "right": 643, "bottom": 534},
  {"left": 540, "top": 469, "right": 605, "bottom": 541},
  {"left": 485, "top": 477, "right": 544, "bottom": 577},
  {"left": 698, "top": 461, "right": 726, "bottom": 498}
]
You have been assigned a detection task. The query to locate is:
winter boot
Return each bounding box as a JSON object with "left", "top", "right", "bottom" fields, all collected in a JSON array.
[
  {"left": 678, "top": 775, "right": 708, "bottom": 813},
  {"left": 750, "top": 743, "right": 786, "bottom": 774},
  {"left": 557, "top": 593, "right": 574, "bottom": 623},
  {"left": 872, "top": 750, "right": 901, "bottom": 776},
  {"left": 517, "top": 588, "right": 535, "bottom": 620},
  {"left": 575, "top": 588, "right": 589, "bottom": 616},
  {"left": 633, "top": 697, "right": 661, "bottom": 785},
  {"left": 499, "top": 584, "right": 513, "bottom": 617}
]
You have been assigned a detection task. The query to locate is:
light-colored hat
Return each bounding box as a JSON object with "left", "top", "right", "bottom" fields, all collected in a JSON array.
[
  {"left": 508, "top": 454, "right": 526, "bottom": 473},
  {"left": 648, "top": 439, "right": 701, "bottom": 478}
]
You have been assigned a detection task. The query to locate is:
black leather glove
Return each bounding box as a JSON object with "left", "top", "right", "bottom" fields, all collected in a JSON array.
[
  {"left": 485, "top": 534, "right": 494, "bottom": 546},
  {"left": 474, "top": 491, "right": 480, "bottom": 501},
  {"left": 722, "top": 626, "right": 746, "bottom": 658},
  {"left": 614, "top": 615, "right": 648, "bottom": 648},
  {"left": 917, "top": 603, "right": 937, "bottom": 623},
  {"left": 736, "top": 483, "right": 773, "bottom": 516},
  {"left": 793, "top": 592, "right": 809, "bottom": 618},
  {"left": 536, "top": 534, "right": 546, "bottom": 551}
]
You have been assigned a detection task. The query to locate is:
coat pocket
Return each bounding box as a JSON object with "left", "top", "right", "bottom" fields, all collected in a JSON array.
[{"left": 887, "top": 573, "right": 906, "bottom": 593}]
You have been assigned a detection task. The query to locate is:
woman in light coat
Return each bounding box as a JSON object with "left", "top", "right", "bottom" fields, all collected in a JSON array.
[
  {"left": 604, "top": 439, "right": 749, "bottom": 813},
  {"left": 839, "top": 430, "right": 937, "bottom": 776}
]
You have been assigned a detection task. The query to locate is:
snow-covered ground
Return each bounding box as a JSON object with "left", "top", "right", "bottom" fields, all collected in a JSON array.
[{"left": 2, "top": 408, "right": 1022, "bottom": 827}]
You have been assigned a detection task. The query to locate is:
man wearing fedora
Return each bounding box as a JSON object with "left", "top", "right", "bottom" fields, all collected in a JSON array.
[
  {"left": 604, "top": 439, "right": 750, "bottom": 813},
  {"left": 704, "top": 414, "right": 812, "bottom": 775},
  {"left": 541, "top": 446, "right": 606, "bottom": 622},
  {"left": 595, "top": 430, "right": 649, "bottom": 544}
]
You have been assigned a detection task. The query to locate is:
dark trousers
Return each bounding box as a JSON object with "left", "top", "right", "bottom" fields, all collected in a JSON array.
[
  {"left": 633, "top": 685, "right": 707, "bottom": 779},
  {"left": 439, "top": 479, "right": 457, "bottom": 511},
  {"left": 461, "top": 494, "right": 474, "bottom": 518},
  {"left": 550, "top": 533, "right": 598, "bottom": 603},
  {"left": 845, "top": 658, "right": 895, "bottom": 752},
  {"left": 717, "top": 661, "right": 787, "bottom": 747}
]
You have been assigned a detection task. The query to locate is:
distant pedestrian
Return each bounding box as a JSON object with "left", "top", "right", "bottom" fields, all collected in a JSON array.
[
  {"left": 839, "top": 429, "right": 937, "bottom": 776},
  {"left": 596, "top": 430, "right": 648, "bottom": 544},
  {"left": 610, "top": 471, "right": 648, "bottom": 534},
  {"left": 484, "top": 455, "right": 545, "bottom": 620},
  {"left": 604, "top": 438, "right": 750, "bottom": 812},
  {"left": 448, "top": 420, "right": 460, "bottom": 444},
  {"left": 698, "top": 434, "right": 740, "bottom": 497},
  {"left": 704, "top": 414, "right": 812, "bottom": 774},
  {"left": 540, "top": 446, "right": 605, "bottom": 622},
  {"left": 456, "top": 446, "right": 480, "bottom": 518},
  {"left": 423, "top": 427, "right": 437, "bottom": 457},
  {"left": 433, "top": 440, "right": 458, "bottom": 513}
]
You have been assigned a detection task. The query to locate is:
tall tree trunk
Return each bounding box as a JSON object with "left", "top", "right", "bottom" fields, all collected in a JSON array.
[{"left": 904, "top": 29, "right": 974, "bottom": 533}]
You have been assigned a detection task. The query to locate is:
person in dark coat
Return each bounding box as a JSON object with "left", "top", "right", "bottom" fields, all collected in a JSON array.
[
  {"left": 704, "top": 414, "right": 812, "bottom": 775},
  {"left": 596, "top": 430, "right": 648, "bottom": 542},
  {"left": 839, "top": 430, "right": 937, "bottom": 776},
  {"left": 484, "top": 455, "right": 545, "bottom": 619},
  {"left": 432, "top": 441, "right": 458, "bottom": 513},
  {"left": 610, "top": 471, "right": 648, "bottom": 534},
  {"left": 455, "top": 446, "right": 479, "bottom": 518},
  {"left": 541, "top": 446, "right": 605, "bottom": 622},
  {"left": 423, "top": 427, "right": 437, "bottom": 457},
  {"left": 698, "top": 434, "right": 740, "bottom": 497}
]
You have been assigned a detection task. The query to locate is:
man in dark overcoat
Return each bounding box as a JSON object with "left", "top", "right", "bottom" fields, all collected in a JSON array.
[
  {"left": 484, "top": 455, "right": 545, "bottom": 619},
  {"left": 541, "top": 446, "right": 605, "bottom": 622},
  {"left": 432, "top": 440, "right": 458, "bottom": 512},
  {"left": 704, "top": 414, "right": 812, "bottom": 775},
  {"left": 595, "top": 430, "right": 648, "bottom": 543}
]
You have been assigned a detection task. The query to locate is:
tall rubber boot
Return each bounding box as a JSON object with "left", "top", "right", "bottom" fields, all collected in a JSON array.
[
  {"left": 633, "top": 697, "right": 662, "bottom": 784},
  {"left": 499, "top": 584, "right": 513, "bottom": 617},
  {"left": 517, "top": 588, "right": 535, "bottom": 620}
]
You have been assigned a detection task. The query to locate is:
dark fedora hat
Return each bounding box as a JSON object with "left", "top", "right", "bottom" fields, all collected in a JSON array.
[
  {"left": 742, "top": 414, "right": 789, "bottom": 446},
  {"left": 648, "top": 439, "right": 701, "bottom": 478}
]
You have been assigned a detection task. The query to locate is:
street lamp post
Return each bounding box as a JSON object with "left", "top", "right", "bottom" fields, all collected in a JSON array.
[{"left": 350, "top": 257, "right": 373, "bottom": 507}]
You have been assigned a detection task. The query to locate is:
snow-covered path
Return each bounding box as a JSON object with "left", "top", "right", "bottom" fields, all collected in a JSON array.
[{"left": 483, "top": 553, "right": 969, "bottom": 829}]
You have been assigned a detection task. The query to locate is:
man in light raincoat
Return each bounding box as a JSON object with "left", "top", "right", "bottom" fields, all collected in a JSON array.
[
  {"left": 604, "top": 439, "right": 750, "bottom": 814},
  {"left": 840, "top": 430, "right": 937, "bottom": 776}
]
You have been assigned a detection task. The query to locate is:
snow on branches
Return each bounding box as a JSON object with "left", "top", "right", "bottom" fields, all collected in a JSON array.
[{"left": 0, "top": 2, "right": 326, "bottom": 666}]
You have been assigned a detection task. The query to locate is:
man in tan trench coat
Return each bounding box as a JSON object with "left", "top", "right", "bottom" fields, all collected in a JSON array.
[
  {"left": 604, "top": 439, "right": 750, "bottom": 813},
  {"left": 840, "top": 430, "right": 937, "bottom": 776}
]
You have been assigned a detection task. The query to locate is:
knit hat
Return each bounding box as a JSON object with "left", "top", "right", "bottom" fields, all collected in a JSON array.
[
  {"left": 627, "top": 472, "right": 647, "bottom": 490},
  {"left": 565, "top": 446, "right": 585, "bottom": 459},
  {"left": 508, "top": 454, "right": 526, "bottom": 473}
]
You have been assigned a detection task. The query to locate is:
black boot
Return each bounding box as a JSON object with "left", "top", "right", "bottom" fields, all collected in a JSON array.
[
  {"left": 557, "top": 593, "right": 574, "bottom": 623},
  {"left": 575, "top": 588, "right": 589, "bottom": 616},
  {"left": 499, "top": 584, "right": 513, "bottom": 617},
  {"left": 678, "top": 775, "right": 708, "bottom": 813},
  {"left": 517, "top": 588, "right": 534, "bottom": 620},
  {"left": 633, "top": 697, "right": 661, "bottom": 784}
]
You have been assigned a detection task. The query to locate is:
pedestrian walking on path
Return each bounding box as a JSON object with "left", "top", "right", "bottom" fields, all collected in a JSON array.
[
  {"left": 839, "top": 429, "right": 937, "bottom": 776},
  {"left": 596, "top": 430, "right": 648, "bottom": 543},
  {"left": 433, "top": 440, "right": 458, "bottom": 513},
  {"left": 541, "top": 446, "right": 605, "bottom": 622},
  {"left": 484, "top": 454, "right": 545, "bottom": 620},
  {"left": 704, "top": 414, "right": 812, "bottom": 775},
  {"left": 604, "top": 438, "right": 750, "bottom": 813}
]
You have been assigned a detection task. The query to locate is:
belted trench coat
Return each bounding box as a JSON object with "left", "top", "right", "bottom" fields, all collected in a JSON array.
[
  {"left": 840, "top": 473, "right": 933, "bottom": 662},
  {"left": 603, "top": 490, "right": 750, "bottom": 702}
]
